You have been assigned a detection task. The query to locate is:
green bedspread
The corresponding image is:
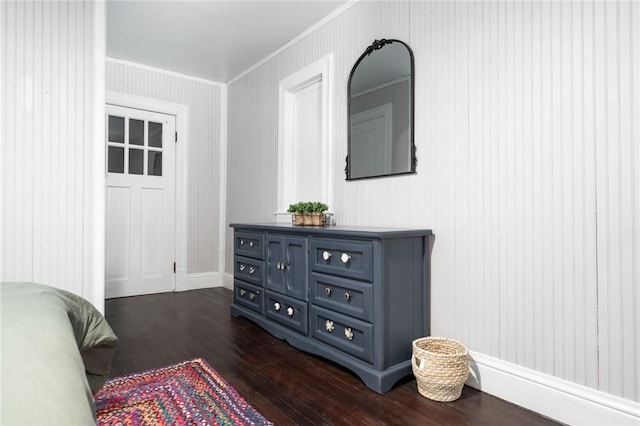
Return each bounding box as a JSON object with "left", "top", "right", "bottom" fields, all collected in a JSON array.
[{"left": 1, "top": 282, "right": 118, "bottom": 425}]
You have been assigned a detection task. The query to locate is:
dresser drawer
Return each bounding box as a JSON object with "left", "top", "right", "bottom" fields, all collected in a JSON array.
[
  {"left": 234, "top": 280, "right": 264, "bottom": 314},
  {"left": 234, "top": 231, "right": 265, "bottom": 259},
  {"left": 234, "top": 255, "right": 264, "bottom": 286},
  {"left": 310, "top": 272, "right": 373, "bottom": 322},
  {"left": 310, "top": 305, "right": 373, "bottom": 364},
  {"left": 310, "top": 238, "right": 373, "bottom": 282},
  {"left": 265, "top": 290, "right": 308, "bottom": 335}
]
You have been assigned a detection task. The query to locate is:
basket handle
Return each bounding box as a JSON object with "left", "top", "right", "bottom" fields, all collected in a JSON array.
[{"left": 413, "top": 355, "right": 425, "bottom": 370}]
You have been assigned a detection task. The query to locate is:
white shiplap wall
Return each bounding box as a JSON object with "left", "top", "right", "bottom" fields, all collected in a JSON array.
[
  {"left": 0, "top": 0, "right": 105, "bottom": 311},
  {"left": 106, "top": 60, "right": 223, "bottom": 275},
  {"left": 226, "top": 0, "right": 639, "bottom": 417}
]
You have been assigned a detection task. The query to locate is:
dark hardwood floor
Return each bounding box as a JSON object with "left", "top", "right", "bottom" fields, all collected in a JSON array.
[{"left": 105, "top": 288, "right": 559, "bottom": 426}]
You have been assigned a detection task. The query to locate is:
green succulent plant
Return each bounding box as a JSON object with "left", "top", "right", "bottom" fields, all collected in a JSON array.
[{"left": 287, "top": 201, "right": 329, "bottom": 213}]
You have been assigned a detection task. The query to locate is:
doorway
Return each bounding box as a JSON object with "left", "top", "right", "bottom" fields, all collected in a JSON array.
[
  {"left": 277, "top": 54, "right": 334, "bottom": 214},
  {"left": 105, "top": 104, "right": 176, "bottom": 298}
]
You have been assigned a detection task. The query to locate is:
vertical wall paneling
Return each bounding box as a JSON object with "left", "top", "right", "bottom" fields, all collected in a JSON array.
[
  {"left": 453, "top": 0, "right": 468, "bottom": 353},
  {"left": 0, "top": 0, "right": 4, "bottom": 279},
  {"left": 632, "top": 0, "right": 640, "bottom": 403},
  {"left": 581, "top": 0, "right": 599, "bottom": 392},
  {"left": 593, "top": 0, "right": 611, "bottom": 394},
  {"left": 615, "top": 0, "right": 637, "bottom": 400},
  {"left": 594, "top": 0, "right": 638, "bottom": 398},
  {"left": 0, "top": 0, "right": 103, "bottom": 310},
  {"left": 226, "top": 0, "right": 639, "bottom": 411},
  {"left": 517, "top": 0, "right": 527, "bottom": 365}
]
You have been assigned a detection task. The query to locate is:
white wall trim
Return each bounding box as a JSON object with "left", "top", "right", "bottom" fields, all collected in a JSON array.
[
  {"left": 218, "top": 84, "right": 228, "bottom": 285},
  {"left": 186, "top": 272, "right": 223, "bottom": 290},
  {"left": 223, "top": 272, "right": 234, "bottom": 291},
  {"left": 277, "top": 53, "right": 334, "bottom": 213},
  {"left": 88, "top": 0, "right": 107, "bottom": 313},
  {"left": 105, "top": 91, "right": 189, "bottom": 293},
  {"left": 467, "top": 351, "right": 640, "bottom": 425},
  {"left": 106, "top": 57, "right": 225, "bottom": 87},
  {"left": 228, "top": 0, "right": 358, "bottom": 85}
]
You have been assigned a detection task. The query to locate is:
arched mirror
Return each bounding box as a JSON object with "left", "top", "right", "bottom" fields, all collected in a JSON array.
[{"left": 346, "top": 39, "right": 416, "bottom": 180}]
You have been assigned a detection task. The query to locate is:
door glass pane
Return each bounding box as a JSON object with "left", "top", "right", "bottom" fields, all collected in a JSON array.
[
  {"left": 108, "top": 116, "right": 124, "bottom": 143},
  {"left": 108, "top": 146, "right": 124, "bottom": 173},
  {"left": 129, "top": 119, "right": 144, "bottom": 146},
  {"left": 129, "top": 148, "right": 144, "bottom": 174},
  {"left": 148, "top": 151, "right": 162, "bottom": 176},
  {"left": 149, "top": 122, "right": 163, "bottom": 148}
]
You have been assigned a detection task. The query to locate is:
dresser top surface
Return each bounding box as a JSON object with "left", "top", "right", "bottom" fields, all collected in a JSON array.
[{"left": 230, "top": 223, "right": 432, "bottom": 239}]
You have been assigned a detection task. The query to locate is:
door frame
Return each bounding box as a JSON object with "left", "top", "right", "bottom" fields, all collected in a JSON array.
[{"left": 106, "top": 91, "right": 189, "bottom": 291}]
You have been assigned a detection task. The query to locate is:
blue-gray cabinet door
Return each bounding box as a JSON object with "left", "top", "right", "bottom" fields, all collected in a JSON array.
[{"left": 265, "top": 235, "right": 308, "bottom": 300}]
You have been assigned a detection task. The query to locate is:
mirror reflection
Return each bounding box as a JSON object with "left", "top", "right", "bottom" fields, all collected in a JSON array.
[{"left": 347, "top": 39, "right": 416, "bottom": 180}]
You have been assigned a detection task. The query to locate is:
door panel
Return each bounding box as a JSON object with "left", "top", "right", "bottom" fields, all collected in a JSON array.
[
  {"left": 285, "top": 236, "right": 308, "bottom": 300},
  {"left": 140, "top": 188, "right": 163, "bottom": 276},
  {"left": 266, "top": 236, "right": 285, "bottom": 293},
  {"left": 106, "top": 186, "right": 130, "bottom": 279},
  {"left": 105, "top": 104, "right": 175, "bottom": 298}
]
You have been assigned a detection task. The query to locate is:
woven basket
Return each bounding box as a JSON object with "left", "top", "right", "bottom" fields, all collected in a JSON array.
[
  {"left": 292, "top": 213, "right": 304, "bottom": 226},
  {"left": 411, "top": 336, "right": 469, "bottom": 402},
  {"left": 291, "top": 212, "right": 325, "bottom": 226}
]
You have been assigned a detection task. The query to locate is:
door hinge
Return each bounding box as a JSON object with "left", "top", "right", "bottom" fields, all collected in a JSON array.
[
  {"left": 173, "top": 262, "right": 176, "bottom": 274},
  {"left": 175, "top": 131, "right": 178, "bottom": 143}
]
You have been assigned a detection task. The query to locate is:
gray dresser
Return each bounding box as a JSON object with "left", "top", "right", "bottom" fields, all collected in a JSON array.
[{"left": 230, "top": 223, "right": 432, "bottom": 393}]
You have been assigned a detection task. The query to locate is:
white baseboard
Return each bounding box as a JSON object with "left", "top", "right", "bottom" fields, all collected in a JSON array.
[
  {"left": 467, "top": 351, "right": 640, "bottom": 425},
  {"left": 175, "top": 268, "right": 188, "bottom": 292},
  {"left": 222, "top": 272, "right": 234, "bottom": 290},
  {"left": 183, "top": 272, "right": 223, "bottom": 291}
]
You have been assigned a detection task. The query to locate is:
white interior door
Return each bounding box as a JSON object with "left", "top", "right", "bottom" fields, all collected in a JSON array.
[
  {"left": 293, "top": 80, "right": 323, "bottom": 202},
  {"left": 105, "top": 104, "right": 175, "bottom": 298}
]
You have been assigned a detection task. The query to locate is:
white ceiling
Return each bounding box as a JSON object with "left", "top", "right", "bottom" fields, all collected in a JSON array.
[{"left": 107, "top": 0, "right": 349, "bottom": 83}]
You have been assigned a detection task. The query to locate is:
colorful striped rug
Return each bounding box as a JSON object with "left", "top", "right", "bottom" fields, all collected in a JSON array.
[{"left": 94, "top": 358, "right": 273, "bottom": 426}]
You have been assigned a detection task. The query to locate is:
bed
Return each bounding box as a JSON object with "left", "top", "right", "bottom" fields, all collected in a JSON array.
[{"left": 1, "top": 282, "right": 118, "bottom": 425}]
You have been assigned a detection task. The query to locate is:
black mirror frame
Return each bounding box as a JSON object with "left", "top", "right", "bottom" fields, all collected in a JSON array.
[{"left": 346, "top": 38, "right": 417, "bottom": 181}]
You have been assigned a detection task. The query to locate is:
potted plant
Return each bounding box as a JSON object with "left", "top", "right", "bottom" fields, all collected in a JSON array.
[
  {"left": 287, "top": 202, "right": 305, "bottom": 225},
  {"left": 287, "top": 201, "right": 329, "bottom": 226}
]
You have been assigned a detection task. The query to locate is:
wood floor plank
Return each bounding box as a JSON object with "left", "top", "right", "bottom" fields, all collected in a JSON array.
[{"left": 105, "top": 288, "right": 559, "bottom": 425}]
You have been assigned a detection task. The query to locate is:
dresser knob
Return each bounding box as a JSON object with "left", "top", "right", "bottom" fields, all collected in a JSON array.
[
  {"left": 325, "top": 320, "right": 335, "bottom": 332},
  {"left": 274, "top": 302, "right": 281, "bottom": 311},
  {"left": 341, "top": 253, "right": 351, "bottom": 263},
  {"left": 325, "top": 287, "right": 332, "bottom": 296},
  {"left": 249, "top": 293, "right": 256, "bottom": 300},
  {"left": 322, "top": 250, "right": 332, "bottom": 261},
  {"left": 240, "top": 240, "right": 245, "bottom": 246},
  {"left": 249, "top": 241, "right": 255, "bottom": 247},
  {"left": 239, "top": 264, "right": 246, "bottom": 271},
  {"left": 276, "top": 262, "right": 281, "bottom": 270},
  {"left": 344, "top": 292, "right": 351, "bottom": 301},
  {"left": 249, "top": 266, "right": 255, "bottom": 274},
  {"left": 239, "top": 289, "right": 246, "bottom": 296},
  {"left": 286, "top": 307, "right": 294, "bottom": 317},
  {"left": 345, "top": 327, "right": 354, "bottom": 341}
]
